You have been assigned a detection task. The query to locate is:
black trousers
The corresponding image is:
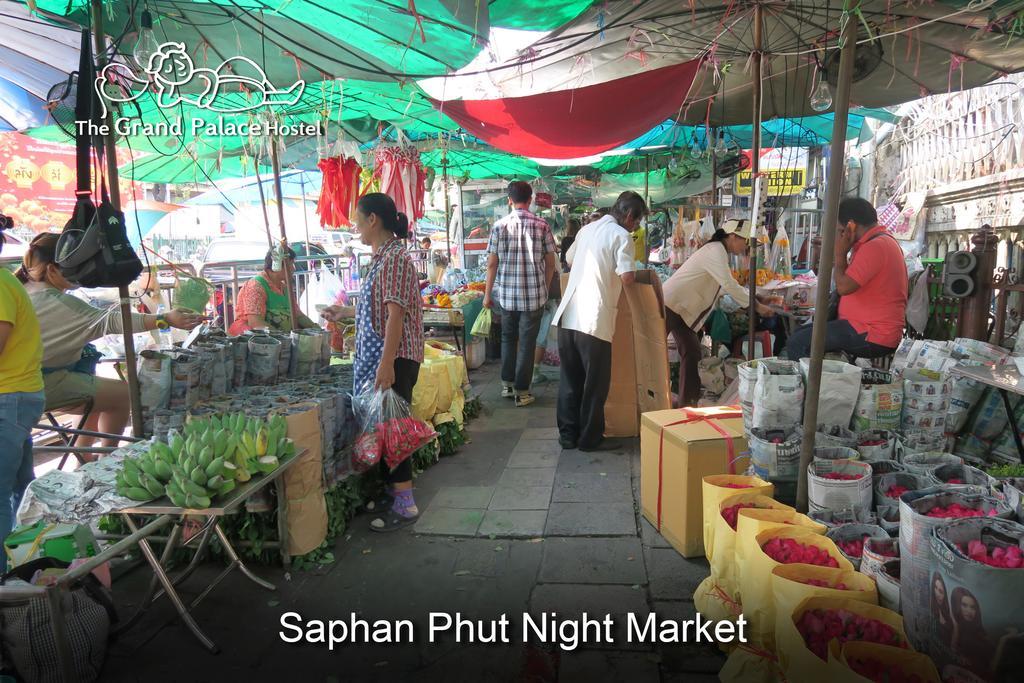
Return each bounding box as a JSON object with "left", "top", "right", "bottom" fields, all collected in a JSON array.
[
  {"left": 557, "top": 327, "right": 613, "bottom": 449},
  {"left": 384, "top": 357, "right": 420, "bottom": 483},
  {"left": 665, "top": 307, "right": 701, "bottom": 408}
]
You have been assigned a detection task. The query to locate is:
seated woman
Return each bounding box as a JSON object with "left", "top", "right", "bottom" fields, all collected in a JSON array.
[
  {"left": 17, "top": 234, "right": 205, "bottom": 449},
  {"left": 228, "top": 246, "right": 318, "bottom": 335}
]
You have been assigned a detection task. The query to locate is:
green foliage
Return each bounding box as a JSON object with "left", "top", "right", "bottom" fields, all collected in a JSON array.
[
  {"left": 987, "top": 462, "right": 1024, "bottom": 478},
  {"left": 436, "top": 421, "right": 465, "bottom": 457},
  {"left": 463, "top": 395, "right": 482, "bottom": 421}
]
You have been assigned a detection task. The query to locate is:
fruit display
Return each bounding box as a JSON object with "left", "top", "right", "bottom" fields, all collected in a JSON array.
[{"left": 115, "top": 412, "right": 295, "bottom": 508}]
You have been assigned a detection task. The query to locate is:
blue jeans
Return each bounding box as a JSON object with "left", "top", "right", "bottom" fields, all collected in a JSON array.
[
  {"left": 0, "top": 390, "right": 45, "bottom": 571},
  {"left": 784, "top": 319, "right": 895, "bottom": 361}
]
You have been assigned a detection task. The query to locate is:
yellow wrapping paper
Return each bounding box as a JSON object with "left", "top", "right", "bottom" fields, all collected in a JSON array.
[
  {"left": 777, "top": 596, "right": 909, "bottom": 683},
  {"left": 411, "top": 369, "right": 439, "bottom": 421},
  {"left": 701, "top": 474, "right": 772, "bottom": 560},
  {"left": 734, "top": 508, "right": 826, "bottom": 601},
  {"left": 838, "top": 642, "right": 940, "bottom": 683},
  {"left": 711, "top": 494, "right": 793, "bottom": 598},
  {"left": 693, "top": 575, "right": 743, "bottom": 646},
  {"left": 743, "top": 526, "right": 853, "bottom": 649}
]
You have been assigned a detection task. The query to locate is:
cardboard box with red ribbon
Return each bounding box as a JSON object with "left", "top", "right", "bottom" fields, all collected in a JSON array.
[{"left": 640, "top": 406, "right": 749, "bottom": 558}]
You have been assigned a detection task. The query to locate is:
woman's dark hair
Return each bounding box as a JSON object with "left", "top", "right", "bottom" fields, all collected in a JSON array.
[
  {"left": 507, "top": 181, "right": 533, "bottom": 204},
  {"left": 838, "top": 197, "right": 878, "bottom": 227},
  {"left": 16, "top": 232, "right": 59, "bottom": 283},
  {"left": 358, "top": 192, "right": 409, "bottom": 238},
  {"left": 611, "top": 191, "right": 648, "bottom": 224},
  {"left": 263, "top": 245, "right": 297, "bottom": 272},
  {"left": 567, "top": 218, "right": 581, "bottom": 238},
  {"left": 709, "top": 229, "right": 729, "bottom": 243}
]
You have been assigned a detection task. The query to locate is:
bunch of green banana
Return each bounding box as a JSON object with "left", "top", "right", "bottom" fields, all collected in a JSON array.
[
  {"left": 222, "top": 412, "right": 295, "bottom": 481},
  {"left": 161, "top": 423, "right": 236, "bottom": 508}
]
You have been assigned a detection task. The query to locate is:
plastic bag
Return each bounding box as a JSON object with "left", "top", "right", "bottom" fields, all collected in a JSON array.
[
  {"left": 906, "top": 271, "right": 930, "bottom": 335},
  {"left": 172, "top": 275, "right": 214, "bottom": 313},
  {"left": 353, "top": 387, "right": 436, "bottom": 470},
  {"left": 300, "top": 264, "right": 345, "bottom": 321},
  {"left": 471, "top": 306, "right": 492, "bottom": 338}
]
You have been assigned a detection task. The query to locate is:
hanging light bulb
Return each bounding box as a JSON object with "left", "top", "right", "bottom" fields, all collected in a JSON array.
[
  {"left": 809, "top": 73, "right": 833, "bottom": 112},
  {"left": 133, "top": 9, "right": 160, "bottom": 70},
  {"left": 713, "top": 131, "right": 727, "bottom": 157}
]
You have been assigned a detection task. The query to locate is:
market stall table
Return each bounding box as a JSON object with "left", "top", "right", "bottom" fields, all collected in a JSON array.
[
  {"left": 949, "top": 364, "right": 1024, "bottom": 463},
  {"left": 114, "top": 450, "right": 305, "bottom": 653}
]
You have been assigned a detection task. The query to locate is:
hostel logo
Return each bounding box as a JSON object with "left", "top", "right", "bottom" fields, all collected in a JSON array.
[{"left": 94, "top": 42, "right": 306, "bottom": 118}]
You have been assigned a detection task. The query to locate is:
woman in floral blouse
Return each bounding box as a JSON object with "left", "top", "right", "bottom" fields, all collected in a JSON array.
[
  {"left": 228, "top": 246, "right": 318, "bottom": 335},
  {"left": 323, "top": 193, "right": 424, "bottom": 531}
]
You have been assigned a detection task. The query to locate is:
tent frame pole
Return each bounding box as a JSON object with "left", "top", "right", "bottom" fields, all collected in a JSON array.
[
  {"left": 796, "top": 12, "right": 858, "bottom": 511},
  {"left": 747, "top": 3, "right": 764, "bottom": 360},
  {"left": 270, "top": 140, "right": 300, "bottom": 331},
  {"left": 91, "top": 0, "right": 143, "bottom": 437},
  {"left": 442, "top": 147, "right": 451, "bottom": 253}
]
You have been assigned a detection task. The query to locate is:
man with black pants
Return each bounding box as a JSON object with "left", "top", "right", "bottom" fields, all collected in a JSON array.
[
  {"left": 483, "top": 181, "right": 557, "bottom": 407},
  {"left": 553, "top": 192, "right": 646, "bottom": 451}
]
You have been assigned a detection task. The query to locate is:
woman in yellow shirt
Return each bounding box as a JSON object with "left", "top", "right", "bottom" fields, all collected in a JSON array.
[{"left": 0, "top": 217, "right": 45, "bottom": 569}]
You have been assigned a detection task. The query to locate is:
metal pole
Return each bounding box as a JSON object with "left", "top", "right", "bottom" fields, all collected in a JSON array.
[
  {"left": 300, "top": 173, "right": 312, "bottom": 314},
  {"left": 747, "top": 3, "right": 764, "bottom": 360},
  {"left": 796, "top": 11, "right": 857, "bottom": 512},
  {"left": 269, "top": 141, "right": 300, "bottom": 331},
  {"left": 457, "top": 180, "right": 466, "bottom": 270},
  {"left": 92, "top": 0, "right": 143, "bottom": 437},
  {"left": 442, "top": 147, "right": 451, "bottom": 253},
  {"left": 643, "top": 155, "right": 651, "bottom": 266},
  {"left": 710, "top": 137, "right": 719, "bottom": 227}
]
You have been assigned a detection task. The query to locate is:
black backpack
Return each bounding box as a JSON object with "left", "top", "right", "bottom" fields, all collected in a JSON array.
[{"left": 55, "top": 29, "right": 142, "bottom": 288}]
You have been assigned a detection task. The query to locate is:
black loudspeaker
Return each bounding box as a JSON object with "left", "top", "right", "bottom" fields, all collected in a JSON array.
[{"left": 942, "top": 250, "right": 977, "bottom": 298}]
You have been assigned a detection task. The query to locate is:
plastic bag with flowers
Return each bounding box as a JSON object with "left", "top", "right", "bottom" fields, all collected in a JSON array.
[{"left": 352, "top": 386, "right": 437, "bottom": 471}]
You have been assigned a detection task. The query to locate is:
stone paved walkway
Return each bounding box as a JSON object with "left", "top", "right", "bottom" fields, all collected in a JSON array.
[{"left": 101, "top": 360, "right": 722, "bottom": 682}]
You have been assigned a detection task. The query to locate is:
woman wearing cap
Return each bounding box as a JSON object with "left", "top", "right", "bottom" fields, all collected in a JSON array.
[{"left": 661, "top": 220, "right": 777, "bottom": 407}]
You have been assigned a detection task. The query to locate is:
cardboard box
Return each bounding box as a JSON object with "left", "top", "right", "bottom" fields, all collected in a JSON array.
[
  {"left": 640, "top": 407, "right": 748, "bottom": 558},
  {"left": 557, "top": 269, "right": 671, "bottom": 438}
]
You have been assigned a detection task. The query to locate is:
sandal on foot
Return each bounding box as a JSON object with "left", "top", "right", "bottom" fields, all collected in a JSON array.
[
  {"left": 369, "top": 509, "right": 419, "bottom": 532},
  {"left": 362, "top": 492, "right": 392, "bottom": 514}
]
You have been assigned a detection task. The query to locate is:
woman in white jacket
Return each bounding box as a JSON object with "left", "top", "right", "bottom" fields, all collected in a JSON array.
[{"left": 661, "top": 219, "right": 776, "bottom": 406}]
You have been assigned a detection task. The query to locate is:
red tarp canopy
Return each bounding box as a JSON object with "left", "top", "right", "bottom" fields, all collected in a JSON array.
[{"left": 431, "top": 60, "right": 702, "bottom": 159}]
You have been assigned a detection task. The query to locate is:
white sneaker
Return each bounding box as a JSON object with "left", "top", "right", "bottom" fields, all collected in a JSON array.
[{"left": 501, "top": 385, "right": 514, "bottom": 399}]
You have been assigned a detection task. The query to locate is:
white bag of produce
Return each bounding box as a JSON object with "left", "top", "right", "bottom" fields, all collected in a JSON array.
[
  {"left": 874, "top": 472, "right": 933, "bottom": 508},
  {"left": 946, "top": 360, "right": 988, "bottom": 435},
  {"left": 928, "top": 517, "right": 1024, "bottom": 678},
  {"left": 851, "top": 369, "right": 903, "bottom": 432},
  {"left": 898, "top": 489, "right": 1012, "bottom": 652},
  {"left": 815, "top": 424, "right": 857, "bottom": 449},
  {"left": 748, "top": 426, "right": 802, "bottom": 480},
  {"left": 902, "top": 451, "right": 963, "bottom": 476},
  {"left": 930, "top": 463, "right": 996, "bottom": 491},
  {"left": 807, "top": 459, "right": 873, "bottom": 513},
  {"left": 137, "top": 350, "right": 171, "bottom": 413},
  {"left": 799, "top": 358, "right": 861, "bottom": 429},
  {"left": 900, "top": 429, "right": 949, "bottom": 455},
  {"left": 751, "top": 359, "right": 803, "bottom": 430},
  {"left": 813, "top": 446, "right": 860, "bottom": 462},
  {"left": 901, "top": 369, "right": 952, "bottom": 440},
  {"left": 826, "top": 523, "right": 889, "bottom": 570},
  {"left": 698, "top": 356, "right": 726, "bottom": 396},
  {"left": 855, "top": 429, "right": 899, "bottom": 461}
]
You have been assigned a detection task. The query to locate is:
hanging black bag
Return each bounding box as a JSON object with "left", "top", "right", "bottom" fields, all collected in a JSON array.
[{"left": 55, "top": 29, "right": 142, "bottom": 288}]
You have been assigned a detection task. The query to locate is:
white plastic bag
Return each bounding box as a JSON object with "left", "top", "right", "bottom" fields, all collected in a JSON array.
[
  {"left": 799, "top": 359, "right": 861, "bottom": 429},
  {"left": 905, "top": 271, "right": 930, "bottom": 335},
  {"left": 752, "top": 359, "right": 804, "bottom": 429},
  {"left": 300, "top": 264, "right": 345, "bottom": 321}
]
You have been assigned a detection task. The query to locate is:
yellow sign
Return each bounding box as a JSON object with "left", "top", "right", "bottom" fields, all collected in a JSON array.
[
  {"left": 735, "top": 168, "right": 806, "bottom": 196},
  {"left": 4, "top": 157, "right": 40, "bottom": 189},
  {"left": 40, "top": 161, "right": 73, "bottom": 190}
]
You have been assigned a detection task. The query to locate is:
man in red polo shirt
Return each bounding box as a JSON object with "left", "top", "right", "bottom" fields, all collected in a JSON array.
[{"left": 785, "top": 198, "right": 908, "bottom": 360}]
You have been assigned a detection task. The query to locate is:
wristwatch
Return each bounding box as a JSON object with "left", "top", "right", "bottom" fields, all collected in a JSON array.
[{"left": 154, "top": 314, "right": 169, "bottom": 330}]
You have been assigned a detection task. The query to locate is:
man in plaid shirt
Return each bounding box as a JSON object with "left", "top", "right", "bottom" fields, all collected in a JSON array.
[{"left": 483, "top": 181, "right": 557, "bottom": 407}]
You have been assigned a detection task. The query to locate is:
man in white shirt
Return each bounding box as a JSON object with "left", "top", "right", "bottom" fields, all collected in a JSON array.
[{"left": 553, "top": 191, "right": 647, "bottom": 451}]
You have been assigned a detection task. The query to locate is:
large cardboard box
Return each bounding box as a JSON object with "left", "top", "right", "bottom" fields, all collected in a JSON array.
[
  {"left": 640, "top": 407, "right": 748, "bottom": 558},
  {"left": 557, "top": 269, "right": 671, "bottom": 438}
]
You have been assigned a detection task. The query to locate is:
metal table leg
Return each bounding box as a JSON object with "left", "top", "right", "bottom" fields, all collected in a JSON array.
[
  {"left": 213, "top": 522, "right": 276, "bottom": 591},
  {"left": 999, "top": 388, "right": 1024, "bottom": 464},
  {"left": 123, "top": 515, "right": 220, "bottom": 653}
]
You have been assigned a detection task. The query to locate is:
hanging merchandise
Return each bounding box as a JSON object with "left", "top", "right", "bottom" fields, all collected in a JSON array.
[
  {"left": 769, "top": 225, "right": 793, "bottom": 279},
  {"left": 373, "top": 138, "right": 427, "bottom": 220},
  {"left": 316, "top": 156, "right": 362, "bottom": 228}
]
